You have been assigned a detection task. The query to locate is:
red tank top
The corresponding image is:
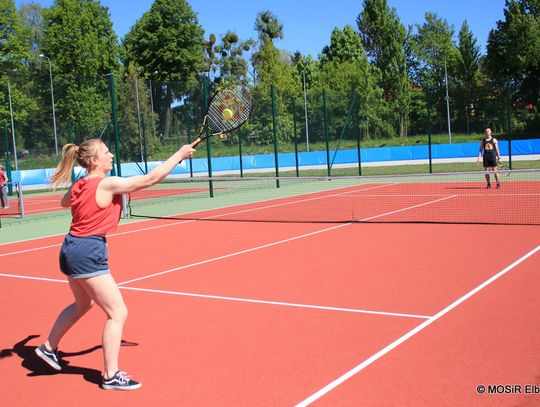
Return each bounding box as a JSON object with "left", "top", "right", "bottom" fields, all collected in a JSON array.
[{"left": 69, "top": 177, "right": 122, "bottom": 237}]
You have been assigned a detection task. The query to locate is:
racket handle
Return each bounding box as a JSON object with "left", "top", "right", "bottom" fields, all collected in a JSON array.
[
  {"left": 190, "top": 133, "right": 222, "bottom": 149},
  {"left": 191, "top": 137, "right": 203, "bottom": 148}
]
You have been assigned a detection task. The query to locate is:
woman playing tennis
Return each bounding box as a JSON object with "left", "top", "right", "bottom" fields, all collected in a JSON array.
[{"left": 35, "top": 139, "right": 195, "bottom": 390}]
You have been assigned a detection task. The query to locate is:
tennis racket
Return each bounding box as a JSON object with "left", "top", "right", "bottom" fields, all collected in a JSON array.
[
  {"left": 192, "top": 84, "right": 252, "bottom": 148},
  {"left": 497, "top": 158, "right": 511, "bottom": 177}
]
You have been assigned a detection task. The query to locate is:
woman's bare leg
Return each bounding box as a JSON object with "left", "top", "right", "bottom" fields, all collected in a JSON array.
[
  {"left": 44, "top": 277, "right": 93, "bottom": 351},
  {"left": 79, "top": 273, "right": 127, "bottom": 378}
]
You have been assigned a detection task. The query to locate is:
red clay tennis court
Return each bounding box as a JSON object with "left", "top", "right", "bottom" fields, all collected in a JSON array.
[{"left": 1, "top": 172, "right": 539, "bottom": 406}]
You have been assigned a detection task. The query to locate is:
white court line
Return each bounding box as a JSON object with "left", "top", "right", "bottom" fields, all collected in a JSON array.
[
  {"left": 0, "top": 273, "right": 66, "bottom": 284},
  {"left": 120, "top": 286, "right": 431, "bottom": 319},
  {"left": 0, "top": 192, "right": 458, "bottom": 275},
  {"left": 360, "top": 195, "right": 457, "bottom": 221},
  {"left": 0, "top": 216, "right": 197, "bottom": 250},
  {"left": 294, "top": 244, "right": 540, "bottom": 407},
  {"left": 0, "top": 243, "right": 64, "bottom": 258},
  {"left": 118, "top": 194, "right": 454, "bottom": 286},
  {"left": 117, "top": 223, "right": 352, "bottom": 285},
  {"left": 0, "top": 183, "right": 395, "bottom": 253},
  {"left": 0, "top": 271, "right": 429, "bottom": 319},
  {"left": 200, "top": 183, "right": 399, "bottom": 220}
]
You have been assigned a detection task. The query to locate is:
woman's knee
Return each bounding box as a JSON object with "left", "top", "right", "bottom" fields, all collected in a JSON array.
[{"left": 109, "top": 303, "right": 128, "bottom": 323}]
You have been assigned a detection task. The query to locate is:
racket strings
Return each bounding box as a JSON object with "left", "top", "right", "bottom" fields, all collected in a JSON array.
[{"left": 207, "top": 88, "right": 251, "bottom": 133}]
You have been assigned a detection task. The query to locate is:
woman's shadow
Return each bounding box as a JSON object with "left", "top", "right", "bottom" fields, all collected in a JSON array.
[{"left": 0, "top": 335, "right": 138, "bottom": 386}]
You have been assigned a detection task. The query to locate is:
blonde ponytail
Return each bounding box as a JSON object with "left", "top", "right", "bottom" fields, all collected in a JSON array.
[
  {"left": 50, "top": 144, "right": 78, "bottom": 189},
  {"left": 50, "top": 139, "right": 104, "bottom": 189}
]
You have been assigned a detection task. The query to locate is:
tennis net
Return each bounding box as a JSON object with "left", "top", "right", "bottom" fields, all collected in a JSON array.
[{"left": 126, "top": 170, "right": 540, "bottom": 225}]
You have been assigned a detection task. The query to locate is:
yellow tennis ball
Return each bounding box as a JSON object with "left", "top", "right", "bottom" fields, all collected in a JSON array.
[{"left": 222, "top": 108, "right": 234, "bottom": 120}]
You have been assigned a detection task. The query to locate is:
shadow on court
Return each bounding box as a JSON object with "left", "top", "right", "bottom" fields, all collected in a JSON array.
[
  {"left": 445, "top": 186, "right": 486, "bottom": 190},
  {"left": 0, "top": 335, "right": 138, "bottom": 387}
]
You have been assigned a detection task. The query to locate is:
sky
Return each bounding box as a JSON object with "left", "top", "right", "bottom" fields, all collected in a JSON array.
[{"left": 16, "top": 0, "right": 508, "bottom": 57}]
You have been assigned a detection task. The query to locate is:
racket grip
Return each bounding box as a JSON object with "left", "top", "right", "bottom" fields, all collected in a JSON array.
[{"left": 191, "top": 137, "right": 203, "bottom": 148}]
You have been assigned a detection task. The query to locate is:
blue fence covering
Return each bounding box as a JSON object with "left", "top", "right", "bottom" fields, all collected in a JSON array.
[{"left": 10, "top": 138, "right": 540, "bottom": 187}]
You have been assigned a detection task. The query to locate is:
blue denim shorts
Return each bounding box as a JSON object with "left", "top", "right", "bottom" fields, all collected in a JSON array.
[{"left": 59, "top": 234, "right": 110, "bottom": 279}]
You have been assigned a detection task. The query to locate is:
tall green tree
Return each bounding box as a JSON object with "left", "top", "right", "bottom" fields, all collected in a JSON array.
[
  {"left": 251, "top": 9, "right": 285, "bottom": 81},
  {"left": 18, "top": 1, "right": 45, "bottom": 57},
  {"left": 486, "top": 0, "right": 540, "bottom": 133},
  {"left": 116, "top": 63, "right": 159, "bottom": 161},
  {"left": 250, "top": 11, "right": 298, "bottom": 143},
  {"left": 0, "top": 0, "right": 34, "bottom": 154},
  {"left": 122, "top": 0, "right": 205, "bottom": 139},
  {"left": 411, "top": 12, "right": 456, "bottom": 133},
  {"left": 42, "top": 0, "right": 120, "bottom": 142},
  {"left": 254, "top": 10, "right": 283, "bottom": 42},
  {"left": 320, "top": 25, "right": 365, "bottom": 64},
  {"left": 317, "top": 25, "right": 389, "bottom": 140},
  {"left": 18, "top": 2, "right": 55, "bottom": 151},
  {"left": 211, "top": 31, "right": 255, "bottom": 84},
  {"left": 357, "top": 0, "right": 410, "bottom": 137},
  {"left": 454, "top": 20, "right": 481, "bottom": 133}
]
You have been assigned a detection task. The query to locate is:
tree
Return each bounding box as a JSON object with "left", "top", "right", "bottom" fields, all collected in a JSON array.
[
  {"left": 411, "top": 12, "right": 456, "bottom": 133},
  {"left": 357, "top": 0, "right": 411, "bottom": 137},
  {"left": 211, "top": 31, "right": 255, "bottom": 84},
  {"left": 320, "top": 25, "right": 365, "bottom": 65},
  {"left": 254, "top": 10, "right": 283, "bottom": 42},
  {"left": 17, "top": 2, "right": 58, "bottom": 151},
  {"left": 0, "top": 0, "right": 35, "bottom": 154},
  {"left": 122, "top": 0, "right": 205, "bottom": 139},
  {"left": 251, "top": 10, "right": 285, "bottom": 77},
  {"left": 316, "top": 59, "right": 387, "bottom": 140},
  {"left": 249, "top": 11, "right": 299, "bottom": 144},
  {"left": 485, "top": 0, "right": 540, "bottom": 133},
  {"left": 18, "top": 1, "right": 45, "bottom": 58},
  {"left": 454, "top": 20, "right": 481, "bottom": 133},
  {"left": 116, "top": 63, "right": 160, "bottom": 161},
  {"left": 42, "top": 0, "right": 120, "bottom": 142}
]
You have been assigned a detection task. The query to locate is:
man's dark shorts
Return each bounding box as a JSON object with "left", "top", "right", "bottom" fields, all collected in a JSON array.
[{"left": 483, "top": 154, "right": 497, "bottom": 168}]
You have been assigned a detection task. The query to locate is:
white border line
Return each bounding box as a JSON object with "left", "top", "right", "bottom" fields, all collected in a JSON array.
[
  {"left": 294, "top": 244, "right": 540, "bottom": 407},
  {"left": 118, "top": 195, "right": 454, "bottom": 286},
  {"left": 120, "top": 286, "right": 430, "bottom": 319},
  {"left": 117, "top": 223, "right": 351, "bottom": 285},
  {"left": 0, "top": 273, "right": 66, "bottom": 284},
  {"left": 0, "top": 272, "right": 429, "bottom": 320}
]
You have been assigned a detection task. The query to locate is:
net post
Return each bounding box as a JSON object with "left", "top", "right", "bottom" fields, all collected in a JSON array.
[
  {"left": 184, "top": 114, "right": 194, "bottom": 178},
  {"left": 141, "top": 116, "right": 148, "bottom": 174},
  {"left": 292, "top": 98, "right": 300, "bottom": 177},
  {"left": 426, "top": 88, "right": 433, "bottom": 174},
  {"left": 323, "top": 89, "right": 330, "bottom": 177},
  {"left": 203, "top": 77, "right": 214, "bottom": 197},
  {"left": 17, "top": 180, "right": 24, "bottom": 217},
  {"left": 238, "top": 128, "right": 244, "bottom": 177},
  {"left": 4, "top": 121, "right": 13, "bottom": 196},
  {"left": 271, "top": 84, "right": 280, "bottom": 188},
  {"left": 355, "top": 95, "right": 362, "bottom": 176},
  {"left": 121, "top": 194, "right": 128, "bottom": 219},
  {"left": 506, "top": 94, "right": 512, "bottom": 170},
  {"left": 106, "top": 73, "right": 122, "bottom": 177}
]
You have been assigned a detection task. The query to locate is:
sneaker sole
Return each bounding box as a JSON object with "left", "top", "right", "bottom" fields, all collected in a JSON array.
[
  {"left": 35, "top": 347, "right": 62, "bottom": 371},
  {"left": 102, "top": 383, "right": 142, "bottom": 391}
]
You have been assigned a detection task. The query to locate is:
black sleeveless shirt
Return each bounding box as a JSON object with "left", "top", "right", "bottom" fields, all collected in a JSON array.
[{"left": 482, "top": 138, "right": 497, "bottom": 157}]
